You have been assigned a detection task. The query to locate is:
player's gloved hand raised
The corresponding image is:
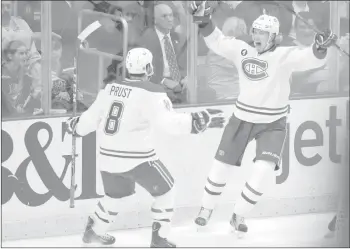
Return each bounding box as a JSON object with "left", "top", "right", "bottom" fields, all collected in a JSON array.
[
  {"left": 315, "top": 29, "right": 338, "bottom": 50},
  {"left": 191, "top": 109, "right": 225, "bottom": 134},
  {"left": 189, "top": 1, "right": 207, "bottom": 16},
  {"left": 65, "top": 116, "right": 81, "bottom": 136}
]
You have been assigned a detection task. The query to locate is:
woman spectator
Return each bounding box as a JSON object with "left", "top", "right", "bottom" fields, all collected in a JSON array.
[
  {"left": 1, "top": 40, "right": 41, "bottom": 116},
  {"left": 1, "top": 1, "right": 42, "bottom": 103}
]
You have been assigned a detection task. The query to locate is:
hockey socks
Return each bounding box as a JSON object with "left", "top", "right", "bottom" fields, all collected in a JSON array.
[
  {"left": 233, "top": 160, "right": 275, "bottom": 216},
  {"left": 91, "top": 194, "right": 134, "bottom": 235},
  {"left": 151, "top": 188, "right": 175, "bottom": 239},
  {"left": 201, "top": 160, "right": 230, "bottom": 210}
]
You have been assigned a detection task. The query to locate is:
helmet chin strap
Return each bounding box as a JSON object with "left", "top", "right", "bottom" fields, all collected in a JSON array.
[{"left": 261, "top": 33, "right": 275, "bottom": 52}]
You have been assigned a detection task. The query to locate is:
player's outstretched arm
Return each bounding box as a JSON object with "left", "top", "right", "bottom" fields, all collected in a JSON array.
[
  {"left": 150, "top": 95, "right": 225, "bottom": 135},
  {"left": 285, "top": 29, "right": 338, "bottom": 72},
  {"left": 191, "top": 109, "right": 225, "bottom": 134},
  {"left": 66, "top": 90, "right": 104, "bottom": 137},
  {"left": 189, "top": 1, "right": 246, "bottom": 62}
]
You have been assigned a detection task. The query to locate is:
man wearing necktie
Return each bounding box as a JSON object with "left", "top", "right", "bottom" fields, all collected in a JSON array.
[{"left": 139, "top": 2, "right": 187, "bottom": 103}]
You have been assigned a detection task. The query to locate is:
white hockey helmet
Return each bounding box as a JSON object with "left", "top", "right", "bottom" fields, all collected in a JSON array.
[
  {"left": 126, "top": 48, "right": 154, "bottom": 77},
  {"left": 252, "top": 14, "right": 280, "bottom": 36}
]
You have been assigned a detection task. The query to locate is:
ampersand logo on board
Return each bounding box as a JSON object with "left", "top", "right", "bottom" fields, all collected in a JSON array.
[{"left": 2, "top": 121, "right": 102, "bottom": 207}]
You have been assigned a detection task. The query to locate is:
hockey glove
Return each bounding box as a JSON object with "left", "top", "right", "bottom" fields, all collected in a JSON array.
[
  {"left": 189, "top": 1, "right": 207, "bottom": 16},
  {"left": 65, "top": 116, "right": 81, "bottom": 136},
  {"left": 189, "top": 1, "right": 212, "bottom": 24},
  {"left": 191, "top": 109, "right": 225, "bottom": 134},
  {"left": 315, "top": 29, "right": 338, "bottom": 50}
]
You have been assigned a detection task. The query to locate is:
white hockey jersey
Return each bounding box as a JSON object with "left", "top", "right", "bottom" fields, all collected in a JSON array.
[
  {"left": 200, "top": 21, "right": 328, "bottom": 123},
  {"left": 75, "top": 79, "right": 192, "bottom": 172}
]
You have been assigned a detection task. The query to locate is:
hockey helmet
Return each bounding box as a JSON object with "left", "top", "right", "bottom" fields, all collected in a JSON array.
[
  {"left": 252, "top": 14, "right": 280, "bottom": 35},
  {"left": 125, "top": 48, "right": 154, "bottom": 77}
]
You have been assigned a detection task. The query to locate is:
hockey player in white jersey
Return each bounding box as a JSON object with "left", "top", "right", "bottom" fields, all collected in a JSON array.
[
  {"left": 65, "top": 47, "right": 225, "bottom": 247},
  {"left": 189, "top": 1, "right": 338, "bottom": 236}
]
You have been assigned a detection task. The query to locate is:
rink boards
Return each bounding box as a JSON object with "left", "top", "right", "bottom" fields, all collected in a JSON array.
[{"left": 2, "top": 97, "right": 348, "bottom": 240}]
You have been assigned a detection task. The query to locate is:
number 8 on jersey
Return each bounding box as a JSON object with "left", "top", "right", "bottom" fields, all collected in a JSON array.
[{"left": 104, "top": 101, "right": 124, "bottom": 135}]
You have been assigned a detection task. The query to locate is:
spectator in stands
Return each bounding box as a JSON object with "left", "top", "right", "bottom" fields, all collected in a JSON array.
[
  {"left": 122, "top": 2, "right": 145, "bottom": 46},
  {"left": 202, "top": 17, "right": 247, "bottom": 102},
  {"left": 292, "top": 11, "right": 320, "bottom": 46},
  {"left": 289, "top": 1, "right": 310, "bottom": 39},
  {"left": 232, "top": 1, "right": 294, "bottom": 45},
  {"left": 102, "top": 2, "right": 148, "bottom": 87},
  {"left": 1, "top": 40, "right": 40, "bottom": 116},
  {"left": 51, "top": 72, "right": 87, "bottom": 112},
  {"left": 51, "top": 37, "right": 63, "bottom": 76},
  {"left": 138, "top": 2, "right": 187, "bottom": 104},
  {"left": 1, "top": 0, "right": 42, "bottom": 102},
  {"left": 290, "top": 11, "right": 330, "bottom": 95},
  {"left": 308, "top": 1, "right": 330, "bottom": 31}
]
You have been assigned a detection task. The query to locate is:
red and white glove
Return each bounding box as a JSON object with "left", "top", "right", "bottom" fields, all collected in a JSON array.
[
  {"left": 65, "top": 116, "right": 81, "bottom": 137},
  {"left": 191, "top": 109, "right": 225, "bottom": 134},
  {"left": 189, "top": 1, "right": 210, "bottom": 16}
]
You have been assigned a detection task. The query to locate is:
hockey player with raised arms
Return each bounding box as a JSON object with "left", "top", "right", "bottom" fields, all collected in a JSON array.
[
  {"left": 189, "top": 1, "right": 338, "bottom": 235},
  {"left": 65, "top": 47, "right": 225, "bottom": 247}
]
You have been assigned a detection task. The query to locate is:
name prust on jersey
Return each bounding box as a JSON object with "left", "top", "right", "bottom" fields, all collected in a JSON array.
[{"left": 109, "top": 85, "right": 133, "bottom": 98}]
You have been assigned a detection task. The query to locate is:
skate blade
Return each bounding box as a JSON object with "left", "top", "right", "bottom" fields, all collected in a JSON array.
[
  {"left": 195, "top": 223, "right": 210, "bottom": 233},
  {"left": 230, "top": 226, "right": 246, "bottom": 239},
  {"left": 82, "top": 241, "right": 114, "bottom": 247}
]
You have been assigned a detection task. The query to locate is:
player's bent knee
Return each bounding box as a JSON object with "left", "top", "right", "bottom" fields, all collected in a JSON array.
[
  {"left": 208, "top": 159, "right": 232, "bottom": 183},
  {"left": 255, "top": 160, "right": 276, "bottom": 172},
  {"left": 213, "top": 159, "right": 234, "bottom": 168},
  {"left": 153, "top": 187, "right": 175, "bottom": 208},
  {"left": 100, "top": 171, "right": 136, "bottom": 199},
  {"left": 150, "top": 181, "right": 175, "bottom": 198}
]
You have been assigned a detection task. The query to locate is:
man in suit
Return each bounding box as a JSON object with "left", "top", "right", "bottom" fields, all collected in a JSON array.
[{"left": 138, "top": 2, "right": 187, "bottom": 104}]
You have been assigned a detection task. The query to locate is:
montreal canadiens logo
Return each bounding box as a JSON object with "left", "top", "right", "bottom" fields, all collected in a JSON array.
[{"left": 241, "top": 58, "right": 268, "bottom": 81}]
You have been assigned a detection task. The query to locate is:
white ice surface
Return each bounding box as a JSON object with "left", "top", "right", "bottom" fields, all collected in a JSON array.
[{"left": 2, "top": 212, "right": 339, "bottom": 247}]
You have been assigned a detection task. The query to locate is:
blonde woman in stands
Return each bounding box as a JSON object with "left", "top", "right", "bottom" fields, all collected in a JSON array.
[{"left": 1, "top": 1, "right": 61, "bottom": 105}]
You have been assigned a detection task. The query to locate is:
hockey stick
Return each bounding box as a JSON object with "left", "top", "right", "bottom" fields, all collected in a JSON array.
[
  {"left": 69, "top": 56, "right": 77, "bottom": 208},
  {"left": 70, "top": 20, "right": 102, "bottom": 208},
  {"left": 271, "top": 1, "right": 349, "bottom": 57}
]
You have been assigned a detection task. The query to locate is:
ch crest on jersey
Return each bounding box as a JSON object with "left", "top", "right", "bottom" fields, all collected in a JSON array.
[{"left": 241, "top": 58, "right": 268, "bottom": 81}]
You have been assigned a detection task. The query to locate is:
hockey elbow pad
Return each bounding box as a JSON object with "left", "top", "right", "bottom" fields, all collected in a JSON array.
[{"left": 191, "top": 109, "right": 225, "bottom": 134}]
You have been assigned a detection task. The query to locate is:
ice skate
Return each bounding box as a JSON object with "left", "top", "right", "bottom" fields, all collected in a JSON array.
[
  {"left": 324, "top": 215, "right": 337, "bottom": 239},
  {"left": 194, "top": 207, "right": 213, "bottom": 232},
  {"left": 150, "top": 222, "right": 176, "bottom": 248},
  {"left": 82, "top": 216, "right": 116, "bottom": 246},
  {"left": 230, "top": 213, "right": 248, "bottom": 238}
]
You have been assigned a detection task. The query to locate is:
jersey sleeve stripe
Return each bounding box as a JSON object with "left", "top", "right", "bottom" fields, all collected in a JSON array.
[
  {"left": 100, "top": 147, "right": 155, "bottom": 155},
  {"left": 236, "top": 100, "right": 289, "bottom": 112},
  {"left": 100, "top": 152, "right": 156, "bottom": 159},
  {"left": 235, "top": 104, "right": 288, "bottom": 116}
]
